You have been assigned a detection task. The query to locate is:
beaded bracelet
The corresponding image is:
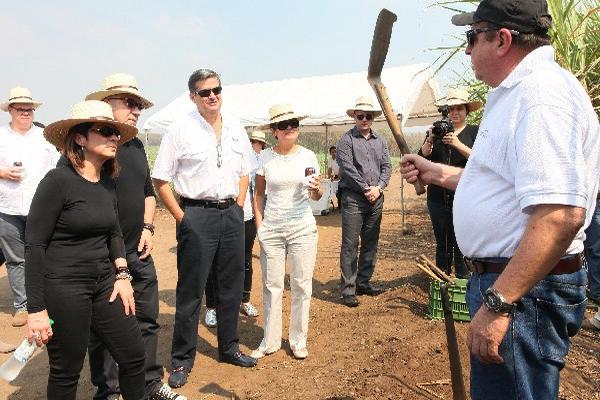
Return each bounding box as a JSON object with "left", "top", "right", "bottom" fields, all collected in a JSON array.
[{"left": 116, "top": 271, "right": 133, "bottom": 281}]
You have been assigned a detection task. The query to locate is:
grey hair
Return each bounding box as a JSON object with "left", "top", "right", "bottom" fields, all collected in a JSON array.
[{"left": 188, "top": 69, "right": 221, "bottom": 92}]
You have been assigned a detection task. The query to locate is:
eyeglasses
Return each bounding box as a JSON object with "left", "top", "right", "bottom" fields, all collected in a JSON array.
[
  {"left": 194, "top": 86, "right": 223, "bottom": 98},
  {"left": 272, "top": 119, "right": 300, "bottom": 130},
  {"left": 355, "top": 113, "right": 373, "bottom": 121},
  {"left": 9, "top": 106, "right": 34, "bottom": 114},
  {"left": 465, "top": 27, "right": 520, "bottom": 47},
  {"left": 216, "top": 144, "right": 222, "bottom": 168},
  {"left": 109, "top": 97, "right": 145, "bottom": 111},
  {"left": 89, "top": 126, "right": 121, "bottom": 139}
]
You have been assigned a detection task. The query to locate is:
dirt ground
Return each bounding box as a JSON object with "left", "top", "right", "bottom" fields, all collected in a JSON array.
[{"left": 0, "top": 171, "right": 598, "bottom": 399}]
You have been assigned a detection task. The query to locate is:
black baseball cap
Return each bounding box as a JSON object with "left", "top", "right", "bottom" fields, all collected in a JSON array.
[{"left": 451, "top": 0, "right": 552, "bottom": 33}]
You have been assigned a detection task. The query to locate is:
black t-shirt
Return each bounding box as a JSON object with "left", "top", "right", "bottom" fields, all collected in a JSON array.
[
  {"left": 24, "top": 165, "right": 125, "bottom": 313},
  {"left": 57, "top": 137, "right": 155, "bottom": 254},
  {"left": 418, "top": 125, "right": 478, "bottom": 204}
]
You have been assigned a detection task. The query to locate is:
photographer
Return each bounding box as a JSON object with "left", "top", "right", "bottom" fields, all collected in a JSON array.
[{"left": 418, "top": 88, "right": 481, "bottom": 278}]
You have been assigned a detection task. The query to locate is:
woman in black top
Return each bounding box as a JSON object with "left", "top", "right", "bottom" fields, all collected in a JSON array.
[
  {"left": 24, "top": 101, "right": 145, "bottom": 399},
  {"left": 418, "top": 89, "right": 482, "bottom": 278}
]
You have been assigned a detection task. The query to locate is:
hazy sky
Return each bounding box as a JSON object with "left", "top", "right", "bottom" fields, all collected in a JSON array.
[{"left": 1, "top": 0, "right": 475, "bottom": 127}]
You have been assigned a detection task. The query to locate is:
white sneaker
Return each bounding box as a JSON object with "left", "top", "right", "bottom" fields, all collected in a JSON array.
[
  {"left": 292, "top": 347, "right": 308, "bottom": 360},
  {"left": 250, "top": 348, "right": 278, "bottom": 359},
  {"left": 241, "top": 302, "right": 259, "bottom": 317},
  {"left": 150, "top": 383, "right": 187, "bottom": 400},
  {"left": 205, "top": 308, "right": 217, "bottom": 328}
]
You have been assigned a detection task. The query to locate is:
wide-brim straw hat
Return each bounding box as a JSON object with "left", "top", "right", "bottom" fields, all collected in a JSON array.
[
  {"left": 346, "top": 96, "right": 383, "bottom": 118},
  {"left": 260, "top": 103, "right": 308, "bottom": 129},
  {"left": 249, "top": 130, "right": 267, "bottom": 144},
  {"left": 435, "top": 88, "right": 482, "bottom": 112},
  {"left": 1, "top": 87, "right": 42, "bottom": 112},
  {"left": 44, "top": 100, "right": 138, "bottom": 149},
  {"left": 85, "top": 73, "right": 153, "bottom": 109}
]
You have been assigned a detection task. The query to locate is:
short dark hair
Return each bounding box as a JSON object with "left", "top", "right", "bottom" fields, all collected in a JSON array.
[
  {"left": 65, "top": 122, "right": 120, "bottom": 178},
  {"left": 482, "top": 18, "right": 552, "bottom": 51},
  {"left": 329, "top": 146, "right": 336, "bottom": 151},
  {"left": 188, "top": 69, "right": 221, "bottom": 92}
]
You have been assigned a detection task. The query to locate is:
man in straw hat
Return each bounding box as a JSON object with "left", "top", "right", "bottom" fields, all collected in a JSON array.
[
  {"left": 0, "top": 87, "right": 59, "bottom": 329},
  {"left": 203, "top": 129, "right": 266, "bottom": 328},
  {"left": 81, "top": 73, "right": 185, "bottom": 400},
  {"left": 336, "top": 96, "right": 391, "bottom": 308},
  {"left": 152, "top": 68, "right": 256, "bottom": 389},
  {"left": 401, "top": 0, "right": 600, "bottom": 398}
]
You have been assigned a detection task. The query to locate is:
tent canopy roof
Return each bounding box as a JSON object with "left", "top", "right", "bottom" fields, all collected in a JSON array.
[{"left": 143, "top": 64, "right": 441, "bottom": 132}]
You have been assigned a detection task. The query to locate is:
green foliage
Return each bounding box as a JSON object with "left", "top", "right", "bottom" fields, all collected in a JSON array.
[{"left": 430, "top": 0, "right": 600, "bottom": 116}]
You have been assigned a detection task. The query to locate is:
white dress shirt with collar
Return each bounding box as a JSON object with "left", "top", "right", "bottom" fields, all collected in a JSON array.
[
  {"left": 0, "top": 124, "right": 60, "bottom": 216},
  {"left": 151, "top": 111, "right": 252, "bottom": 200}
]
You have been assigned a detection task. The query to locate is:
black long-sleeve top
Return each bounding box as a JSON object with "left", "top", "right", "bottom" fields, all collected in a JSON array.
[
  {"left": 418, "top": 124, "right": 478, "bottom": 205},
  {"left": 337, "top": 127, "right": 392, "bottom": 194},
  {"left": 24, "top": 165, "right": 126, "bottom": 313},
  {"left": 57, "top": 137, "right": 156, "bottom": 254}
]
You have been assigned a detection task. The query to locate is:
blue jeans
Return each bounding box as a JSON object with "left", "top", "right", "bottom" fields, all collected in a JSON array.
[
  {"left": 0, "top": 212, "right": 27, "bottom": 311},
  {"left": 584, "top": 200, "right": 600, "bottom": 299},
  {"left": 466, "top": 270, "right": 586, "bottom": 400}
]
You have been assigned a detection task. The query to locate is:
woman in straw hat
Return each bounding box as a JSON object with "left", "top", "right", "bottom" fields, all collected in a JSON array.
[
  {"left": 418, "top": 88, "right": 481, "bottom": 278},
  {"left": 24, "top": 100, "right": 145, "bottom": 399},
  {"left": 251, "top": 104, "right": 322, "bottom": 360}
]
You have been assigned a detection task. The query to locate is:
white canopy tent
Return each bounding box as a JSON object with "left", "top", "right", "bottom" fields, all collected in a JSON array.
[{"left": 142, "top": 63, "right": 441, "bottom": 133}]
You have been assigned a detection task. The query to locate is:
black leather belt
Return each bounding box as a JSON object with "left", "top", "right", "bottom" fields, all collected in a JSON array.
[
  {"left": 464, "top": 253, "right": 583, "bottom": 275},
  {"left": 180, "top": 197, "right": 236, "bottom": 209}
]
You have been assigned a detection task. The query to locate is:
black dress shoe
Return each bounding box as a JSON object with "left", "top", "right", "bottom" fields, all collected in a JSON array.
[
  {"left": 356, "top": 284, "right": 384, "bottom": 296},
  {"left": 168, "top": 366, "right": 189, "bottom": 388},
  {"left": 342, "top": 295, "right": 359, "bottom": 307},
  {"left": 219, "top": 351, "right": 257, "bottom": 368}
]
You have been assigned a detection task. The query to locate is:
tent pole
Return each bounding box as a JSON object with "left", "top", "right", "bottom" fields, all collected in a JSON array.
[{"left": 324, "top": 124, "right": 329, "bottom": 167}]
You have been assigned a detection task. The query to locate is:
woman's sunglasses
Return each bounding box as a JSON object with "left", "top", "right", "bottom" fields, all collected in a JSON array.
[
  {"left": 194, "top": 86, "right": 223, "bottom": 98},
  {"left": 271, "top": 118, "right": 300, "bottom": 130},
  {"left": 90, "top": 126, "right": 121, "bottom": 139}
]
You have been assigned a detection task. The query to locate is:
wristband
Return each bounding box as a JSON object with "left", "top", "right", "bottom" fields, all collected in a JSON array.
[
  {"left": 143, "top": 223, "right": 155, "bottom": 235},
  {"left": 116, "top": 271, "right": 133, "bottom": 281}
]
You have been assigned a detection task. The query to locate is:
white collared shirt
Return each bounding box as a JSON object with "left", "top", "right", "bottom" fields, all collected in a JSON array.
[
  {"left": 454, "top": 46, "right": 600, "bottom": 258},
  {"left": 151, "top": 111, "right": 252, "bottom": 200},
  {"left": 0, "top": 124, "right": 61, "bottom": 216}
]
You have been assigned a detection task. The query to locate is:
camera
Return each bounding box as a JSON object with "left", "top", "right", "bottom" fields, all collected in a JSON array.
[{"left": 430, "top": 106, "right": 454, "bottom": 139}]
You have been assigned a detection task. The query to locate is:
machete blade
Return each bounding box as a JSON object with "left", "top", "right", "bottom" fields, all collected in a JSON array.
[{"left": 368, "top": 9, "right": 397, "bottom": 79}]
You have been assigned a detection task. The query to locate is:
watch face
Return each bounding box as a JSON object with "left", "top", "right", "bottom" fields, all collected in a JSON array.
[{"left": 484, "top": 290, "right": 501, "bottom": 311}]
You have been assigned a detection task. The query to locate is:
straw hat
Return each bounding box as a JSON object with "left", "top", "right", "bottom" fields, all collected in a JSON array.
[
  {"left": 435, "top": 88, "right": 482, "bottom": 112},
  {"left": 1, "top": 87, "right": 42, "bottom": 112},
  {"left": 85, "top": 73, "right": 153, "bottom": 109},
  {"left": 249, "top": 130, "right": 267, "bottom": 144},
  {"left": 260, "top": 103, "right": 308, "bottom": 129},
  {"left": 346, "top": 96, "right": 382, "bottom": 118},
  {"left": 43, "top": 100, "right": 138, "bottom": 149}
]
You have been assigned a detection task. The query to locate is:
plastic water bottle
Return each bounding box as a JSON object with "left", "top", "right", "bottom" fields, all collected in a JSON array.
[
  {"left": 0, "top": 339, "right": 38, "bottom": 381},
  {"left": 0, "top": 319, "right": 53, "bottom": 382}
]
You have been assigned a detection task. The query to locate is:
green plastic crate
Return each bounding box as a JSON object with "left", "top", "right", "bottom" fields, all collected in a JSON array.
[{"left": 428, "top": 278, "right": 471, "bottom": 322}]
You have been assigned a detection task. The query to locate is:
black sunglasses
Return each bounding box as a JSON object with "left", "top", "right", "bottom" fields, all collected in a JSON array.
[
  {"left": 466, "top": 27, "right": 519, "bottom": 47},
  {"left": 355, "top": 113, "right": 373, "bottom": 121},
  {"left": 272, "top": 118, "right": 300, "bottom": 130},
  {"left": 89, "top": 126, "right": 121, "bottom": 139},
  {"left": 109, "top": 97, "right": 145, "bottom": 111},
  {"left": 194, "top": 86, "right": 223, "bottom": 98}
]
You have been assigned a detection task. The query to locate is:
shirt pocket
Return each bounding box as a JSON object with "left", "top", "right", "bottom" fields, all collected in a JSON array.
[
  {"left": 224, "top": 142, "right": 244, "bottom": 175},
  {"left": 178, "top": 148, "right": 209, "bottom": 174}
]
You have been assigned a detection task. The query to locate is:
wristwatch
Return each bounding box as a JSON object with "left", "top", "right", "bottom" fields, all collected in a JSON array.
[
  {"left": 143, "top": 223, "right": 155, "bottom": 235},
  {"left": 483, "top": 288, "right": 516, "bottom": 314}
]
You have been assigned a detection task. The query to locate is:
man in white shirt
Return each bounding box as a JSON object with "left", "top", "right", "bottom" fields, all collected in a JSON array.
[
  {"left": 400, "top": 1, "right": 599, "bottom": 399},
  {"left": 152, "top": 69, "right": 256, "bottom": 389},
  {"left": 0, "top": 87, "right": 59, "bottom": 328}
]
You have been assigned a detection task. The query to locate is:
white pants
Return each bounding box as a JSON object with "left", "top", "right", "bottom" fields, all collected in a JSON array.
[{"left": 257, "top": 217, "right": 317, "bottom": 353}]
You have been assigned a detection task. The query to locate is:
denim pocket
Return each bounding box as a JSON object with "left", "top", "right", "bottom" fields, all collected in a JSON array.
[{"left": 535, "top": 297, "right": 586, "bottom": 363}]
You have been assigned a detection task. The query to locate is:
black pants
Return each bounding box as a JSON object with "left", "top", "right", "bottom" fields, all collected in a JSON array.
[
  {"left": 426, "top": 199, "right": 468, "bottom": 278},
  {"left": 88, "top": 255, "right": 162, "bottom": 399},
  {"left": 339, "top": 190, "right": 383, "bottom": 296},
  {"left": 45, "top": 266, "right": 145, "bottom": 400},
  {"left": 206, "top": 218, "right": 257, "bottom": 307},
  {"left": 172, "top": 204, "right": 245, "bottom": 370}
]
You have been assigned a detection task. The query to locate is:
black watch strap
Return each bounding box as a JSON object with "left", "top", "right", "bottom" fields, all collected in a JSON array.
[
  {"left": 143, "top": 223, "right": 155, "bottom": 235},
  {"left": 483, "top": 288, "right": 516, "bottom": 314}
]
